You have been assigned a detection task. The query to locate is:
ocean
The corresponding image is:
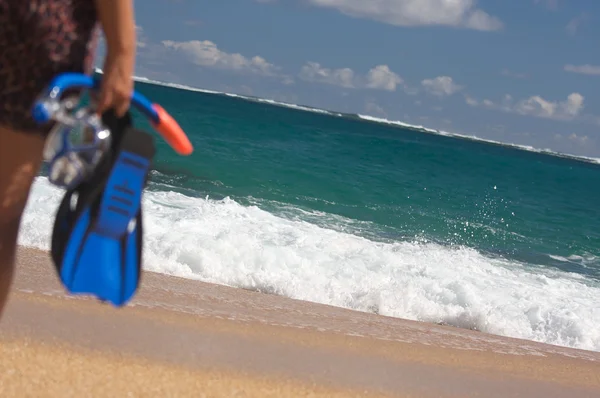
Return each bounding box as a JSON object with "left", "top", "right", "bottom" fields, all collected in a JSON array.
[{"left": 19, "top": 77, "right": 600, "bottom": 353}]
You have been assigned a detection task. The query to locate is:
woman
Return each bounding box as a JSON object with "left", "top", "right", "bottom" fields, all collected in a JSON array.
[{"left": 0, "top": 0, "right": 137, "bottom": 318}]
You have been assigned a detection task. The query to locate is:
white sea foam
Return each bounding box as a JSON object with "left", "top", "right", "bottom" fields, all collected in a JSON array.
[{"left": 19, "top": 177, "right": 600, "bottom": 353}]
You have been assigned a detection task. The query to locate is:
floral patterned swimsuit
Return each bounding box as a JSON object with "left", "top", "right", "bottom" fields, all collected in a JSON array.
[{"left": 0, "top": 0, "right": 99, "bottom": 135}]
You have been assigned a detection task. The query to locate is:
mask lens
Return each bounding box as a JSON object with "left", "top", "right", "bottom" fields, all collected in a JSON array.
[
  {"left": 43, "top": 123, "right": 69, "bottom": 161},
  {"left": 42, "top": 103, "right": 111, "bottom": 189},
  {"left": 48, "top": 153, "right": 85, "bottom": 189},
  {"left": 67, "top": 122, "right": 97, "bottom": 149}
]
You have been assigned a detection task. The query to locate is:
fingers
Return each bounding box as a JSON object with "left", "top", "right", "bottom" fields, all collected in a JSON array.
[
  {"left": 96, "top": 85, "right": 112, "bottom": 116},
  {"left": 96, "top": 81, "right": 132, "bottom": 117},
  {"left": 114, "top": 84, "right": 132, "bottom": 117}
]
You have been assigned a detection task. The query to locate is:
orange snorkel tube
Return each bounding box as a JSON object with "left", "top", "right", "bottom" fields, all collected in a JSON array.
[{"left": 151, "top": 104, "right": 193, "bottom": 156}]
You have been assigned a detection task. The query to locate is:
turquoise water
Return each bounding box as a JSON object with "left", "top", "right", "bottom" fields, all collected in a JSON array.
[
  {"left": 134, "top": 81, "right": 600, "bottom": 277},
  {"left": 23, "top": 78, "right": 600, "bottom": 352}
]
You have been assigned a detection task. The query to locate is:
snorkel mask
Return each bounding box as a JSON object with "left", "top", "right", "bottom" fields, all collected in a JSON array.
[
  {"left": 33, "top": 73, "right": 194, "bottom": 190},
  {"left": 38, "top": 95, "right": 111, "bottom": 189}
]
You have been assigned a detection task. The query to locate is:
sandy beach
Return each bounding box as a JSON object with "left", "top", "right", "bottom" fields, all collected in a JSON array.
[{"left": 0, "top": 246, "right": 598, "bottom": 397}]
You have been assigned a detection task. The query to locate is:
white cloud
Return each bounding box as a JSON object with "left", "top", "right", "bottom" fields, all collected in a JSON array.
[
  {"left": 303, "top": 0, "right": 503, "bottom": 31},
  {"left": 135, "top": 25, "right": 146, "bottom": 48},
  {"left": 534, "top": 0, "right": 558, "bottom": 10},
  {"left": 467, "top": 92, "right": 585, "bottom": 121},
  {"left": 364, "top": 99, "right": 386, "bottom": 116},
  {"left": 365, "top": 65, "right": 403, "bottom": 91},
  {"left": 299, "top": 62, "right": 355, "bottom": 88},
  {"left": 554, "top": 133, "right": 591, "bottom": 148},
  {"left": 464, "top": 95, "right": 478, "bottom": 106},
  {"left": 565, "top": 13, "right": 590, "bottom": 36},
  {"left": 421, "top": 76, "right": 463, "bottom": 97},
  {"left": 567, "top": 133, "right": 589, "bottom": 145},
  {"left": 162, "top": 40, "right": 279, "bottom": 76},
  {"left": 564, "top": 64, "right": 600, "bottom": 76},
  {"left": 515, "top": 93, "right": 583, "bottom": 119},
  {"left": 501, "top": 68, "right": 527, "bottom": 79},
  {"left": 299, "top": 62, "right": 403, "bottom": 91},
  {"left": 299, "top": 64, "right": 462, "bottom": 97},
  {"left": 281, "top": 76, "right": 295, "bottom": 85}
]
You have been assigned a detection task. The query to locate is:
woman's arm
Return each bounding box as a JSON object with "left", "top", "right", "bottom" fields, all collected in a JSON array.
[
  {"left": 94, "top": 0, "right": 137, "bottom": 116},
  {"left": 94, "top": 0, "right": 136, "bottom": 56}
]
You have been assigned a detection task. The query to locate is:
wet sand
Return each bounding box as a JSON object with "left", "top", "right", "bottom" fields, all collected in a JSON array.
[{"left": 0, "top": 246, "right": 599, "bottom": 397}]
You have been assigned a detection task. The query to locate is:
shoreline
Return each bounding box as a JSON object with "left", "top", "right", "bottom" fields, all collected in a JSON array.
[{"left": 1, "top": 246, "right": 599, "bottom": 397}]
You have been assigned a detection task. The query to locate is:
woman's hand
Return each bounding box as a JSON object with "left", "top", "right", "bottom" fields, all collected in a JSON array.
[{"left": 97, "top": 49, "right": 135, "bottom": 117}]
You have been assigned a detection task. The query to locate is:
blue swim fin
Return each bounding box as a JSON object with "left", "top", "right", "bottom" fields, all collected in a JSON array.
[{"left": 51, "top": 112, "right": 155, "bottom": 306}]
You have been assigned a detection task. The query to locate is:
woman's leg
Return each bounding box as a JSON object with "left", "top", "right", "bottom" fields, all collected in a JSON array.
[
  {"left": 0, "top": 126, "right": 46, "bottom": 317},
  {"left": 0, "top": 0, "right": 99, "bottom": 319}
]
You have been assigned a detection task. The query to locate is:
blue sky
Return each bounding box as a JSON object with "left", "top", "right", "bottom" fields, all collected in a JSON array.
[{"left": 97, "top": 0, "right": 600, "bottom": 157}]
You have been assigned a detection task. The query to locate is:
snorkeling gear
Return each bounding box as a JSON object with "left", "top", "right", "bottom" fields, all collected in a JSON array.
[
  {"left": 40, "top": 95, "right": 112, "bottom": 190},
  {"left": 33, "top": 72, "right": 193, "bottom": 307}
]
